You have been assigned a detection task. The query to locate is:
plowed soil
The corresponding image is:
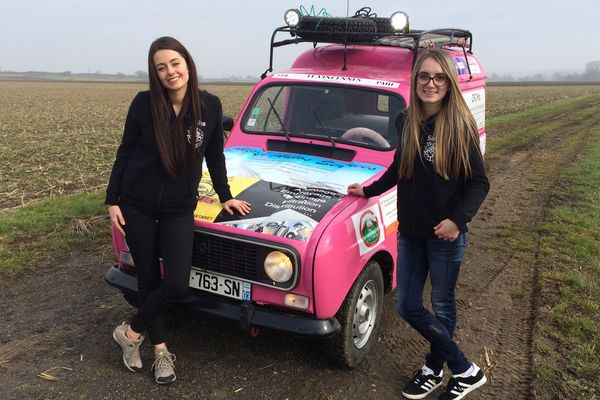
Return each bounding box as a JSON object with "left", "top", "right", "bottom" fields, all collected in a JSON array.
[{"left": 2, "top": 98, "right": 598, "bottom": 399}]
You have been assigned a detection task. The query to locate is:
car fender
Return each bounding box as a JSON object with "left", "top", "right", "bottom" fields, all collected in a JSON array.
[{"left": 312, "top": 192, "right": 397, "bottom": 319}]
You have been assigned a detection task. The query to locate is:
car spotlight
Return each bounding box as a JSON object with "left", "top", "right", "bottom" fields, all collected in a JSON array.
[
  {"left": 284, "top": 9, "right": 301, "bottom": 28},
  {"left": 390, "top": 11, "right": 409, "bottom": 33}
]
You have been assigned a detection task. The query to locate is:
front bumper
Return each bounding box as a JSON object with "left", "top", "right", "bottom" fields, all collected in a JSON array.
[{"left": 104, "top": 265, "right": 341, "bottom": 337}]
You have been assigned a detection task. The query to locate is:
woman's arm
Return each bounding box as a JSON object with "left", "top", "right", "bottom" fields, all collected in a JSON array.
[
  {"left": 203, "top": 94, "right": 251, "bottom": 216},
  {"left": 204, "top": 94, "right": 233, "bottom": 203},
  {"left": 361, "top": 150, "right": 399, "bottom": 198},
  {"left": 450, "top": 145, "right": 490, "bottom": 229},
  {"left": 105, "top": 93, "right": 143, "bottom": 205},
  {"left": 105, "top": 93, "right": 144, "bottom": 235}
]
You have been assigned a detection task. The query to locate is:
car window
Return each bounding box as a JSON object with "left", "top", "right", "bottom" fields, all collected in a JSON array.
[{"left": 242, "top": 84, "right": 405, "bottom": 149}]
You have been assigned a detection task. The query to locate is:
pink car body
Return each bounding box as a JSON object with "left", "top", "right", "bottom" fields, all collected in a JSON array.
[{"left": 106, "top": 15, "right": 487, "bottom": 367}]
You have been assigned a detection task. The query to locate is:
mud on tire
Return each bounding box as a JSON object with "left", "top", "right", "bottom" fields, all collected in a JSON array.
[{"left": 326, "top": 260, "right": 384, "bottom": 368}]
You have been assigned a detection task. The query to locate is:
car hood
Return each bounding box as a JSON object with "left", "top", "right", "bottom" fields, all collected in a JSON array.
[{"left": 194, "top": 146, "right": 385, "bottom": 242}]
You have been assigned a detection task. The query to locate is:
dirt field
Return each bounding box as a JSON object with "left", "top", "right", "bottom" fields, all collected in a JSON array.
[{"left": 1, "top": 94, "right": 599, "bottom": 399}]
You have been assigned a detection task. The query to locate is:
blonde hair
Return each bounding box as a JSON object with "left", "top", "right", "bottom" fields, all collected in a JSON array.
[{"left": 399, "top": 49, "right": 480, "bottom": 180}]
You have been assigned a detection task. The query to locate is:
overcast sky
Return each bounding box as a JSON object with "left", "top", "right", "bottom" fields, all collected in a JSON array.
[{"left": 1, "top": 0, "right": 598, "bottom": 78}]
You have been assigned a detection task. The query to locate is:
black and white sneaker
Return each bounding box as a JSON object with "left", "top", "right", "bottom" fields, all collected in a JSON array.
[
  {"left": 402, "top": 365, "right": 443, "bottom": 399},
  {"left": 437, "top": 363, "right": 487, "bottom": 400}
]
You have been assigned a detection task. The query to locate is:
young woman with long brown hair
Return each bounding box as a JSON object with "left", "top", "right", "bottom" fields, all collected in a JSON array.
[
  {"left": 106, "top": 36, "right": 250, "bottom": 384},
  {"left": 348, "top": 48, "right": 489, "bottom": 400}
]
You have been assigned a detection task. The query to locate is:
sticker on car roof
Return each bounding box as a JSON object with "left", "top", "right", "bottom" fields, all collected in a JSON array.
[{"left": 272, "top": 73, "right": 399, "bottom": 88}]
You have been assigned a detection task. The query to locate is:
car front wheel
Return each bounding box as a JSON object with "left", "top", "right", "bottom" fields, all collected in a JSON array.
[{"left": 327, "top": 260, "right": 384, "bottom": 368}]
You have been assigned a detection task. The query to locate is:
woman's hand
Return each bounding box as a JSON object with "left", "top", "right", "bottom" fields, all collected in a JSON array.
[
  {"left": 434, "top": 219, "right": 459, "bottom": 242},
  {"left": 222, "top": 199, "right": 251, "bottom": 216},
  {"left": 107, "top": 205, "right": 126, "bottom": 236},
  {"left": 347, "top": 183, "right": 365, "bottom": 197}
]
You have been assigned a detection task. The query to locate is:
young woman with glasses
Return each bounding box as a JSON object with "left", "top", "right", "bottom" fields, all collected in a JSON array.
[{"left": 347, "top": 48, "right": 489, "bottom": 400}]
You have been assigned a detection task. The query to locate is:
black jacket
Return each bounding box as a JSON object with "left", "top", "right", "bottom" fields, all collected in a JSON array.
[
  {"left": 105, "top": 90, "right": 233, "bottom": 212},
  {"left": 363, "top": 112, "right": 489, "bottom": 237}
]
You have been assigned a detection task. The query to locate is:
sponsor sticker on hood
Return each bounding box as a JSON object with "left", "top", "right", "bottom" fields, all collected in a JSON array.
[{"left": 194, "top": 147, "right": 384, "bottom": 241}]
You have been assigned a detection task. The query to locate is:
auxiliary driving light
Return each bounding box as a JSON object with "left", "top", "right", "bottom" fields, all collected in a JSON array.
[
  {"left": 284, "top": 9, "right": 301, "bottom": 28},
  {"left": 390, "top": 11, "right": 409, "bottom": 33},
  {"left": 285, "top": 294, "right": 309, "bottom": 310},
  {"left": 264, "top": 251, "right": 293, "bottom": 282}
]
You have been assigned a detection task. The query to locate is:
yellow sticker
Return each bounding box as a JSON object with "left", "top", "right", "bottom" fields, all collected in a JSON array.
[{"left": 194, "top": 173, "right": 260, "bottom": 222}]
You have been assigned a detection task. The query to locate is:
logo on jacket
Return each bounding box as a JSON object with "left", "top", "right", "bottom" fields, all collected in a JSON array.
[
  {"left": 187, "top": 120, "right": 206, "bottom": 149},
  {"left": 423, "top": 134, "right": 435, "bottom": 162}
]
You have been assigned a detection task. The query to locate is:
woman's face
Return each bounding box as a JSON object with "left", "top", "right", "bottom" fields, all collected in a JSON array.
[
  {"left": 415, "top": 57, "right": 449, "bottom": 111},
  {"left": 153, "top": 49, "right": 189, "bottom": 94}
]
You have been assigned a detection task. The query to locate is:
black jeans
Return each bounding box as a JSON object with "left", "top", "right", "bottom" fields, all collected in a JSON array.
[{"left": 120, "top": 204, "right": 194, "bottom": 345}]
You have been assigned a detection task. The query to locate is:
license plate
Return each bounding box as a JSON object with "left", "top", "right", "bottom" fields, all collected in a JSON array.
[{"left": 189, "top": 268, "right": 251, "bottom": 301}]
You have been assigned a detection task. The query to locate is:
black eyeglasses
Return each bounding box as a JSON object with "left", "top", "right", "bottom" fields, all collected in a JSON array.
[{"left": 416, "top": 72, "right": 448, "bottom": 87}]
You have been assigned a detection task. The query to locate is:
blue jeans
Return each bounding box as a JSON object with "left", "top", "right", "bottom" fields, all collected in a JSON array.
[{"left": 396, "top": 234, "right": 471, "bottom": 375}]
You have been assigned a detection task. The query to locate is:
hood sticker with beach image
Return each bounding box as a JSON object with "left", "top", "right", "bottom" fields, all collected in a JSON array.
[{"left": 194, "top": 146, "right": 384, "bottom": 242}]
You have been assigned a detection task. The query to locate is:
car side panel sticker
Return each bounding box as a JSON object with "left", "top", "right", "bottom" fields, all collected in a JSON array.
[
  {"left": 351, "top": 204, "right": 385, "bottom": 255},
  {"left": 453, "top": 56, "right": 482, "bottom": 75},
  {"left": 462, "top": 88, "right": 486, "bottom": 131},
  {"left": 378, "top": 190, "right": 398, "bottom": 235}
]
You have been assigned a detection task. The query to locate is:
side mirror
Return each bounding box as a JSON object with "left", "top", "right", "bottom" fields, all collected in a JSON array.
[{"left": 222, "top": 116, "right": 234, "bottom": 132}]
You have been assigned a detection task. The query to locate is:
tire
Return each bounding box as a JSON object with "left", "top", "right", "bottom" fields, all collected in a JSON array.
[
  {"left": 298, "top": 17, "right": 378, "bottom": 42},
  {"left": 326, "top": 260, "right": 384, "bottom": 368}
]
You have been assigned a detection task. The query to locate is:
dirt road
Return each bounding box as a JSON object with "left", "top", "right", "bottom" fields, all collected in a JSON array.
[{"left": 2, "top": 99, "right": 598, "bottom": 399}]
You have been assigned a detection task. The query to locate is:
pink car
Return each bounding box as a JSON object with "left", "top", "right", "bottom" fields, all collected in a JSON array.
[{"left": 105, "top": 8, "right": 487, "bottom": 367}]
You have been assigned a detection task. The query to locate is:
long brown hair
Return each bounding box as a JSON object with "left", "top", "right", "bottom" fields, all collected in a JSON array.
[
  {"left": 148, "top": 36, "right": 203, "bottom": 178},
  {"left": 399, "top": 49, "right": 480, "bottom": 180}
]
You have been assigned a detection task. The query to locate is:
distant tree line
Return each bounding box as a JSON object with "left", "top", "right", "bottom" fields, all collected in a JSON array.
[{"left": 489, "top": 60, "right": 600, "bottom": 82}]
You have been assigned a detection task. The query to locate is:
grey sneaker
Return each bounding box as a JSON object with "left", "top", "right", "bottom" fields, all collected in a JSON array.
[
  {"left": 112, "top": 322, "right": 144, "bottom": 372},
  {"left": 152, "top": 349, "right": 176, "bottom": 385}
]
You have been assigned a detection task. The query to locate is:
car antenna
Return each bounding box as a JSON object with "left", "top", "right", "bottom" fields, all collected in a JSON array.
[
  {"left": 306, "top": 102, "right": 336, "bottom": 147},
  {"left": 461, "top": 44, "right": 473, "bottom": 81},
  {"left": 266, "top": 97, "right": 290, "bottom": 141},
  {"left": 342, "top": 0, "right": 349, "bottom": 71}
]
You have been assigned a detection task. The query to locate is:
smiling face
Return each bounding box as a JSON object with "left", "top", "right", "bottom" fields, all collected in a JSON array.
[
  {"left": 153, "top": 49, "right": 189, "bottom": 96},
  {"left": 415, "top": 57, "right": 449, "bottom": 117}
]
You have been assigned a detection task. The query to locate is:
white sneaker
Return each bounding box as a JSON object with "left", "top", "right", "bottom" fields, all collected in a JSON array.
[{"left": 152, "top": 349, "right": 176, "bottom": 385}]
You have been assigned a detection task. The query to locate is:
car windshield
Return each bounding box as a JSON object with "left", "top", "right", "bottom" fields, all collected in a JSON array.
[{"left": 241, "top": 84, "right": 405, "bottom": 149}]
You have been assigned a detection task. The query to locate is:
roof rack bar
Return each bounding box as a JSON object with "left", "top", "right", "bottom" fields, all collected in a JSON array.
[{"left": 262, "top": 26, "right": 474, "bottom": 78}]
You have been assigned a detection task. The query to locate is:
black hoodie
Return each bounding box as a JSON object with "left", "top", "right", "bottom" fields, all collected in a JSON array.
[
  {"left": 363, "top": 112, "right": 489, "bottom": 237},
  {"left": 105, "top": 90, "right": 232, "bottom": 212}
]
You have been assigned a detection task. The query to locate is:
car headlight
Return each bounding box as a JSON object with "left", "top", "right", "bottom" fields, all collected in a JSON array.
[
  {"left": 284, "top": 9, "right": 301, "bottom": 28},
  {"left": 264, "top": 251, "right": 293, "bottom": 282},
  {"left": 390, "top": 11, "right": 409, "bottom": 33}
]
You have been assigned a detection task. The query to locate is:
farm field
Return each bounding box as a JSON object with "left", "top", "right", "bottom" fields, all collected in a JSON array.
[
  {"left": 1, "top": 82, "right": 599, "bottom": 399},
  {"left": 2, "top": 82, "right": 600, "bottom": 210}
]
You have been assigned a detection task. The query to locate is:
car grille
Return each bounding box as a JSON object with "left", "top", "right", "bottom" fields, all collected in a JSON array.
[{"left": 192, "top": 231, "right": 262, "bottom": 281}]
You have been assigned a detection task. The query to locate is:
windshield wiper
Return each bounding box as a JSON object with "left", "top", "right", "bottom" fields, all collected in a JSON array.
[
  {"left": 266, "top": 97, "right": 290, "bottom": 141},
  {"left": 306, "top": 102, "right": 336, "bottom": 147}
]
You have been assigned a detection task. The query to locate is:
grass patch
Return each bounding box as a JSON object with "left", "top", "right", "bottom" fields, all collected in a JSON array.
[
  {"left": 534, "top": 129, "right": 600, "bottom": 398},
  {"left": 486, "top": 93, "right": 600, "bottom": 154},
  {"left": 0, "top": 191, "right": 109, "bottom": 274}
]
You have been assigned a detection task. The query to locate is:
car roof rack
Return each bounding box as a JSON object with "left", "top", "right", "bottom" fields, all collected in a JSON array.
[{"left": 262, "top": 25, "right": 473, "bottom": 79}]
